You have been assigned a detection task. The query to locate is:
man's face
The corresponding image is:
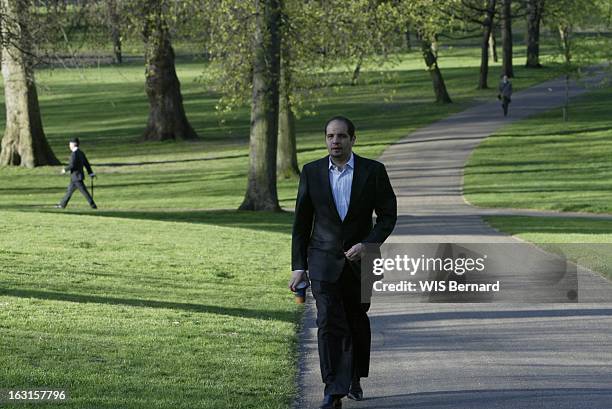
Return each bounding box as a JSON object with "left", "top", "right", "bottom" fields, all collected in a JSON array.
[
  {"left": 325, "top": 120, "right": 355, "bottom": 161},
  {"left": 69, "top": 142, "right": 77, "bottom": 151},
  {"left": 502, "top": 75, "right": 508, "bottom": 82}
]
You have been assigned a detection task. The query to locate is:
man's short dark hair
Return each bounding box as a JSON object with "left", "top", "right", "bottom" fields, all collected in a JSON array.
[
  {"left": 69, "top": 137, "right": 80, "bottom": 146},
  {"left": 324, "top": 116, "right": 355, "bottom": 138}
]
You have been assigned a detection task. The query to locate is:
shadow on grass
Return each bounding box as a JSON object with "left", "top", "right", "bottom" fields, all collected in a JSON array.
[
  {"left": 34, "top": 208, "right": 295, "bottom": 234},
  {"left": 483, "top": 216, "right": 612, "bottom": 235},
  {"left": 89, "top": 141, "right": 387, "bottom": 167},
  {"left": 0, "top": 173, "right": 242, "bottom": 194},
  {"left": 0, "top": 287, "right": 297, "bottom": 323},
  {"left": 494, "top": 125, "right": 612, "bottom": 138},
  {"left": 467, "top": 185, "right": 612, "bottom": 195},
  {"left": 95, "top": 152, "right": 248, "bottom": 167}
]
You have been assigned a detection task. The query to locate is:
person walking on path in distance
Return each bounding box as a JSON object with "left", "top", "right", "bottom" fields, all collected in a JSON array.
[
  {"left": 55, "top": 137, "right": 97, "bottom": 209},
  {"left": 289, "top": 116, "right": 397, "bottom": 409},
  {"left": 498, "top": 74, "right": 513, "bottom": 117}
]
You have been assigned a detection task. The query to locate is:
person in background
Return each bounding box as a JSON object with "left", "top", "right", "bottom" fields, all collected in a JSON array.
[
  {"left": 498, "top": 74, "right": 513, "bottom": 117},
  {"left": 55, "top": 137, "right": 97, "bottom": 209}
]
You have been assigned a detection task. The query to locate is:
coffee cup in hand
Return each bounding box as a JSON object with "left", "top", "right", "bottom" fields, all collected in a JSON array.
[{"left": 294, "top": 280, "right": 309, "bottom": 304}]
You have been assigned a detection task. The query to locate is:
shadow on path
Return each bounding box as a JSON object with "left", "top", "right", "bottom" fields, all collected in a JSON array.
[{"left": 352, "top": 388, "right": 612, "bottom": 409}]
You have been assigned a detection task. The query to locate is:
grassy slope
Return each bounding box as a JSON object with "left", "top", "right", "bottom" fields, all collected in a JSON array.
[
  {"left": 0, "top": 45, "right": 566, "bottom": 408},
  {"left": 465, "top": 86, "right": 612, "bottom": 214},
  {"left": 0, "top": 211, "right": 296, "bottom": 408},
  {"left": 464, "top": 82, "right": 612, "bottom": 282}
]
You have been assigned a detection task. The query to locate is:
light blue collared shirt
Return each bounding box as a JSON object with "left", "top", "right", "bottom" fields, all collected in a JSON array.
[{"left": 328, "top": 153, "right": 354, "bottom": 221}]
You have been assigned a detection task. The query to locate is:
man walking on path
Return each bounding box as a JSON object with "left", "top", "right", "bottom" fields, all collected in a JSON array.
[
  {"left": 55, "top": 137, "right": 97, "bottom": 209},
  {"left": 289, "top": 116, "right": 397, "bottom": 409},
  {"left": 498, "top": 75, "right": 513, "bottom": 117}
]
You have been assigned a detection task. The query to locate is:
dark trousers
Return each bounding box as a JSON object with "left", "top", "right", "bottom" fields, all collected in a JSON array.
[
  {"left": 60, "top": 180, "right": 95, "bottom": 207},
  {"left": 502, "top": 96, "right": 511, "bottom": 116},
  {"left": 311, "top": 263, "right": 371, "bottom": 396}
]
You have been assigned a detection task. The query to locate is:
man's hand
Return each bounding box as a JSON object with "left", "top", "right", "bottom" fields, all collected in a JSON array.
[
  {"left": 345, "top": 243, "right": 364, "bottom": 261},
  {"left": 61, "top": 168, "right": 66, "bottom": 174},
  {"left": 288, "top": 270, "right": 307, "bottom": 292}
]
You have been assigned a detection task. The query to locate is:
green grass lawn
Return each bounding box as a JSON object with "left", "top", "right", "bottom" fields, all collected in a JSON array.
[
  {"left": 0, "top": 210, "right": 297, "bottom": 408},
  {"left": 464, "top": 85, "right": 612, "bottom": 214},
  {"left": 2, "top": 48, "right": 566, "bottom": 212},
  {"left": 464, "top": 81, "right": 612, "bottom": 283},
  {"left": 0, "top": 43, "right": 578, "bottom": 408}
]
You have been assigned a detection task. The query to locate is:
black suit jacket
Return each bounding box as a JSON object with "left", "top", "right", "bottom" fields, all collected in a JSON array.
[
  {"left": 292, "top": 153, "right": 397, "bottom": 282},
  {"left": 64, "top": 149, "right": 93, "bottom": 182}
]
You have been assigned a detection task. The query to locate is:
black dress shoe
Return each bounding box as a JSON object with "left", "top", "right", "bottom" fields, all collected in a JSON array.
[
  {"left": 347, "top": 379, "right": 363, "bottom": 401},
  {"left": 90, "top": 204, "right": 98, "bottom": 209},
  {"left": 319, "top": 394, "right": 342, "bottom": 409}
]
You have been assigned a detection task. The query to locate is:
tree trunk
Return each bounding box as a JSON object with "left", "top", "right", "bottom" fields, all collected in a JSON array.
[
  {"left": 501, "top": 0, "right": 514, "bottom": 77},
  {"left": 558, "top": 24, "right": 572, "bottom": 121},
  {"left": 108, "top": 0, "right": 122, "bottom": 64},
  {"left": 239, "top": 0, "right": 282, "bottom": 211},
  {"left": 0, "top": 0, "right": 59, "bottom": 167},
  {"left": 431, "top": 35, "right": 439, "bottom": 58},
  {"left": 563, "top": 74, "right": 569, "bottom": 121},
  {"left": 277, "top": 40, "right": 299, "bottom": 179},
  {"left": 479, "top": 0, "right": 497, "bottom": 89},
  {"left": 351, "top": 53, "right": 364, "bottom": 86},
  {"left": 558, "top": 24, "right": 571, "bottom": 65},
  {"left": 141, "top": 0, "right": 197, "bottom": 141},
  {"left": 489, "top": 30, "right": 498, "bottom": 62},
  {"left": 405, "top": 24, "right": 412, "bottom": 51},
  {"left": 479, "top": 26, "right": 492, "bottom": 89},
  {"left": 421, "top": 38, "right": 452, "bottom": 104},
  {"left": 525, "top": 0, "right": 544, "bottom": 68}
]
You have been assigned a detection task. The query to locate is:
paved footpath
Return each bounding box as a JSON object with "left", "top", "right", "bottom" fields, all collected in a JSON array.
[{"left": 295, "top": 74, "right": 612, "bottom": 408}]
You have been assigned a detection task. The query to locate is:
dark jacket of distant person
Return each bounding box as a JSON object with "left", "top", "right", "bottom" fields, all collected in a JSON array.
[
  {"left": 499, "top": 79, "right": 512, "bottom": 100},
  {"left": 64, "top": 148, "right": 93, "bottom": 182}
]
